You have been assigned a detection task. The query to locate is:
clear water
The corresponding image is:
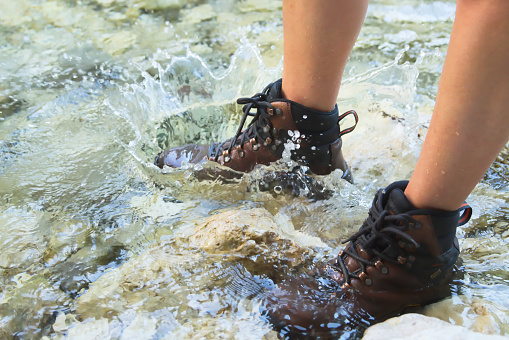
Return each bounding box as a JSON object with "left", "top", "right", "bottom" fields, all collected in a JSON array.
[{"left": 0, "top": 0, "right": 508, "bottom": 339}]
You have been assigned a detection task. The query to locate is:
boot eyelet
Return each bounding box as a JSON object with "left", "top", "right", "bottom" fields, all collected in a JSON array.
[
  {"left": 267, "top": 108, "right": 274, "bottom": 115},
  {"left": 408, "top": 255, "right": 416, "bottom": 263},
  {"left": 222, "top": 151, "right": 231, "bottom": 163},
  {"left": 375, "top": 260, "right": 389, "bottom": 275},
  {"left": 397, "top": 256, "right": 407, "bottom": 264},
  {"left": 265, "top": 137, "right": 272, "bottom": 146},
  {"left": 275, "top": 108, "right": 282, "bottom": 115},
  {"left": 272, "top": 127, "right": 278, "bottom": 136},
  {"left": 252, "top": 144, "right": 260, "bottom": 151},
  {"left": 363, "top": 277, "right": 373, "bottom": 286},
  {"left": 271, "top": 145, "right": 277, "bottom": 151},
  {"left": 359, "top": 272, "right": 373, "bottom": 286}
]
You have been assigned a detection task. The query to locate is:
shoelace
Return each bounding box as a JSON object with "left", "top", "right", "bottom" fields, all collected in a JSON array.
[
  {"left": 333, "top": 190, "right": 473, "bottom": 286},
  {"left": 208, "top": 83, "right": 359, "bottom": 163},
  {"left": 208, "top": 82, "right": 277, "bottom": 162},
  {"left": 334, "top": 189, "right": 418, "bottom": 285}
]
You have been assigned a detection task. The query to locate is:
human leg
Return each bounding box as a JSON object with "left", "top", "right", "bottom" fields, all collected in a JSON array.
[
  {"left": 263, "top": 0, "right": 509, "bottom": 336},
  {"left": 281, "top": 0, "right": 368, "bottom": 111},
  {"left": 405, "top": 0, "right": 509, "bottom": 211},
  {"left": 155, "top": 0, "right": 367, "bottom": 180}
]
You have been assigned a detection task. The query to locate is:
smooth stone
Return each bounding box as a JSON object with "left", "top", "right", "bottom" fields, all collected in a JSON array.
[
  {"left": 0, "top": 207, "right": 47, "bottom": 270},
  {"left": 362, "top": 313, "right": 507, "bottom": 340},
  {"left": 75, "top": 208, "right": 326, "bottom": 319},
  {"left": 180, "top": 4, "right": 217, "bottom": 24},
  {"left": 0, "top": 275, "right": 71, "bottom": 338},
  {"left": 190, "top": 208, "right": 327, "bottom": 256},
  {"left": 423, "top": 296, "right": 509, "bottom": 335},
  {"left": 74, "top": 247, "right": 203, "bottom": 318},
  {"left": 69, "top": 208, "right": 321, "bottom": 338}
]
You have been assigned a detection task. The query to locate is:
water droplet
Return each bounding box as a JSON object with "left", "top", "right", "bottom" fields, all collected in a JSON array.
[
  {"left": 303, "top": 115, "right": 308, "bottom": 119},
  {"left": 311, "top": 146, "right": 316, "bottom": 151}
]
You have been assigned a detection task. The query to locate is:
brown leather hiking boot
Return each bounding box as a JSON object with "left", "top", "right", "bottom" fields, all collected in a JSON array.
[
  {"left": 155, "top": 79, "right": 357, "bottom": 182},
  {"left": 262, "top": 180, "right": 473, "bottom": 339}
]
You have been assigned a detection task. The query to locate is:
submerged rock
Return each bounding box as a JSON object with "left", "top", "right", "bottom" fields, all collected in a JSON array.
[
  {"left": 190, "top": 208, "right": 327, "bottom": 256},
  {"left": 49, "top": 308, "right": 276, "bottom": 340},
  {"left": 0, "top": 275, "right": 71, "bottom": 339},
  {"left": 0, "top": 207, "right": 48, "bottom": 270},
  {"left": 236, "top": 0, "right": 282, "bottom": 13},
  {"left": 180, "top": 4, "right": 217, "bottom": 24},
  {"left": 362, "top": 313, "right": 507, "bottom": 340},
  {"left": 484, "top": 144, "right": 509, "bottom": 189},
  {"left": 66, "top": 208, "right": 323, "bottom": 338}
]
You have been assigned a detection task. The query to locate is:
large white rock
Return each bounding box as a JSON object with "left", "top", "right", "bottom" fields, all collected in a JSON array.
[
  {"left": 362, "top": 313, "right": 507, "bottom": 340},
  {"left": 423, "top": 296, "right": 509, "bottom": 335}
]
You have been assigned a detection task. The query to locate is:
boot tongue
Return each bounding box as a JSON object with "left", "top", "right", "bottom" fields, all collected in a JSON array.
[
  {"left": 385, "top": 188, "right": 415, "bottom": 215},
  {"left": 267, "top": 79, "right": 283, "bottom": 101}
]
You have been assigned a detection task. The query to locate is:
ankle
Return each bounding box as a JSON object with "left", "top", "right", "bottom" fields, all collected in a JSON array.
[
  {"left": 404, "top": 182, "right": 461, "bottom": 212},
  {"left": 281, "top": 83, "right": 337, "bottom": 112}
]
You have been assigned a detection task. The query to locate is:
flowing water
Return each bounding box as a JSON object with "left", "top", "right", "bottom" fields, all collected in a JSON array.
[{"left": 0, "top": 0, "right": 508, "bottom": 339}]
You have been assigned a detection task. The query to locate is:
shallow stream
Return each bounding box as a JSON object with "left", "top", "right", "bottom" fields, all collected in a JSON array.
[{"left": 0, "top": 0, "right": 508, "bottom": 339}]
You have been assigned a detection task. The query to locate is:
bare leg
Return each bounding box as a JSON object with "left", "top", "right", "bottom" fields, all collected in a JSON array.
[
  {"left": 405, "top": 0, "right": 509, "bottom": 211},
  {"left": 281, "top": 0, "right": 368, "bottom": 111},
  {"left": 155, "top": 1, "right": 367, "bottom": 175}
]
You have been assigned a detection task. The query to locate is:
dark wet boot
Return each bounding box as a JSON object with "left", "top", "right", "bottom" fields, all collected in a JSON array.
[
  {"left": 155, "top": 79, "right": 357, "bottom": 182},
  {"left": 262, "top": 180, "right": 473, "bottom": 339}
]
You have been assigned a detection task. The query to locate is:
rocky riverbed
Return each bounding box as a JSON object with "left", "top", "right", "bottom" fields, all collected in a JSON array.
[{"left": 1, "top": 0, "right": 508, "bottom": 339}]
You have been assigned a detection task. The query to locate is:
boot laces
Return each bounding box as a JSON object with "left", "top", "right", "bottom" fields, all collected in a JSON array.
[
  {"left": 334, "top": 189, "right": 419, "bottom": 285},
  {"left": 208, "top": 82, "right": 276, "bottom": 160}
]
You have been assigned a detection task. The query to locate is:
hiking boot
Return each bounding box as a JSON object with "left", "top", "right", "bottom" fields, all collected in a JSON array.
[
  {"left": 155, "top": 79, "right": 357, "bottom": 182},
  {"left": 262, "top": 180, "right": 473, "bottom": 339}
]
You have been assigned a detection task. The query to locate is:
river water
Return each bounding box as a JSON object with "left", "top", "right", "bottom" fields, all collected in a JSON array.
[{"left": 0, "top": 0, "right": 508, "bottom": 339}]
